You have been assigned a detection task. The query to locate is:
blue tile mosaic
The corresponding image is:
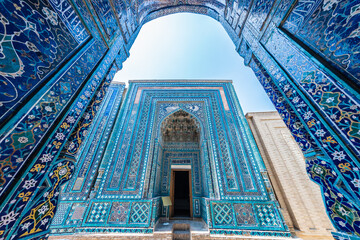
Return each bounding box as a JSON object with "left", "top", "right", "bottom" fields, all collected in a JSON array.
[{"left": 0, "top": 0, "right": 359, "bottom": 239}]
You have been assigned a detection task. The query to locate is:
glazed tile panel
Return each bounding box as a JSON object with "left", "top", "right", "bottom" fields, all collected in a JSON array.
[
  {"left": 247, "top": 52, "right": 360, "bottom": 236},
  {"left": 0, "top": 40, "right": 105, "bottom": 197},
  {"left": 1, "top": 64, "right": 113, "bottom": 238},
  {"left": 137, "top": 0, "right": 225, "bottom": 24},
  {"left": 283, "top": 0, "right": 360, "bottom": 85},
  {"left": 47, "top": 0, "right": 89, "bottom": 42},
  {"left": 99, "top": 86, "right": 266, "bottom": 200},
  {"left": 72, "top": 0, "right": 101, "bottom": 38},
  {"left": 246, "top": 51, "right": 317, "bottom": 154},
  {"left": 247, "top": 0, "right": 275, "bottom": 31},
  {"left": 90, "top": 0, "right": 120, "bottom": 42},
  {"left": 0, "top": 31, "right": 126, "bottom": 238},
  {"left": 210, "top": 201, "right": 285, "bottom": 230},
  {"left": 243, "top": 26, "right": 360, "bottom": 195},
  {"left": 63, "top": 67, "right": 115, "bottom": 158},
  {"left": 224, "top": 0, "right": 251, "bottom": 36},
  {"left": 0, "top": 0, "right": 88, "bottom": 122},
  {"left": 51, "top": 200, "right": 153, "bottom": 232},
  {"left": 243, "top": 26, "right": 360, "bottom": 235},
  {"left": 263, "top": 27, "right": 360, "bottom": 158},
  {"left": 61, "top": 84, "right": 125, "bottom": 201}
]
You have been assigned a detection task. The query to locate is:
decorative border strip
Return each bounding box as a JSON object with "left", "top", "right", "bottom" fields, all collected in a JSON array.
[{"left": 210, "top": 229, "right": 292, "bottom": 238}]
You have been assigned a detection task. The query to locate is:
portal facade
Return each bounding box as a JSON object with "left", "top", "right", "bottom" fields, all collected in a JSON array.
[
  {"left": 0, "top": 0, "right": 360, "bottom": 239},
  {"left": 49, "top": 80, "right": 289, "bottom": 238}
]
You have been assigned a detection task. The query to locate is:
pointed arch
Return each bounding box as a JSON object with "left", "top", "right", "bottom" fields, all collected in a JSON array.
[
  {"left": 157, "top": 107, "right": 206, "bottom": 140},
  {"left": 160, "top": 109, "right": 201, "bottom": 143}
]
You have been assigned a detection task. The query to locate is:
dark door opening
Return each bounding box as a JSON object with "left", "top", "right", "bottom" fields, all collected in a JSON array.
[{"left": 174, "top": 171, "right": 190, "bottom": 217}]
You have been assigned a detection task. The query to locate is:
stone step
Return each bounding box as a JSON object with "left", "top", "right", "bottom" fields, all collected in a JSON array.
[
  {"left": 173, "top": 237, "right": 190, "bottom": 240},
  {"left": 172, "top": 223, "right": 190, "bottom": 231},
  {"left": 173, "top": 230, "right": 190, "bottom": 240},
  {"left": 173, "top": 229, "right": 190, "bottom": 235},
  {"left": 172, "top": 223, "right": 191, "bottom": 240}
]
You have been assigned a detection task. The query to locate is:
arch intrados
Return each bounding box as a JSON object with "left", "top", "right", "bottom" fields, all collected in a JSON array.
[{"left": 140, "top": 4, "right": 223, "bottom": 25}]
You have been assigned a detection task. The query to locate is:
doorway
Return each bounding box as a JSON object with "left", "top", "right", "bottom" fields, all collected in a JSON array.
[{"left": 170, "top": 170, "right": 192, "bottom": 218}]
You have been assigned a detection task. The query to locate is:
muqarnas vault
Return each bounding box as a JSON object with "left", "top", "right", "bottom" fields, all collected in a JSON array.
[{"left": 50, "top": 80, "right": 290, "bottom": 238}]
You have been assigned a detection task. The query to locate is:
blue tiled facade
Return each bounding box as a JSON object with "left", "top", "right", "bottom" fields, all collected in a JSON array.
[
  {"left": 0, "top": 0, "right": 359, "bottom": 239},
  {"left": 50, "top": 80, "right": 290, "bottom": 237}
]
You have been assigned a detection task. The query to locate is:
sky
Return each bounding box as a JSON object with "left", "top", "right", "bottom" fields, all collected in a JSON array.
[{"left": 112, "top": 13, "right": 275, "bottom": 114}]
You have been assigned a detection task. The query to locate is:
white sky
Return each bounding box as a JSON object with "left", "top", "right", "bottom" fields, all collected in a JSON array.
[{"left": 112, "top": 13, "right": 275, "bottom": 113}]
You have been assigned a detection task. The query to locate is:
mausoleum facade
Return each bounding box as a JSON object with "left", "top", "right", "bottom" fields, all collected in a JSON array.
[{"left": 49, "top": 80, "right": 290, "bottom": 238}]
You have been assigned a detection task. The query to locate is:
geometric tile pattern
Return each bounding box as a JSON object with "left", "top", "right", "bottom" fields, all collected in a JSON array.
[
  {"left": 213, "top": 203, "right": 234, "bottom": 226},
  {"left": 194, "top": 198, "right": 201, "bottom": 217},
  {"left": 209, "top": 201, "right": 286, "bottom": 231},
  {"left": 201, "top": 198, "right": 208, "bottom": 223},
  {"left": 87, "top": 202, "right": 110, "bottom": 223},
  {"left": 129, "top": 202, "right": 150, "bottom": 224},
  {"left": 234, "top": 203, "right": 256, "bottom": 225},
  {"left": 109, "top": 202, "right": 129, "bottom": 224},
  {"left": 65, "top": 204, "right": 86, "bottom": 226},
  {"left": 71, "top": 206, "right": 86, "bottom": 221},
  {"left": 210, "top": 229, "right": 292, "bottom": 237},
  {"left": 52, "top": 203, "right": 71, "bottom": 225},
  {"left": 254, "top": 204, "right": 280, "bottom": 227}
]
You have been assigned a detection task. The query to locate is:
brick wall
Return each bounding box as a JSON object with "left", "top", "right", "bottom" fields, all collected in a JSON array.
[{"left": 246, "top": 111, "right": 334, "bottom": 240}]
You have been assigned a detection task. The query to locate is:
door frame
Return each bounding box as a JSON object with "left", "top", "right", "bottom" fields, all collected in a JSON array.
[{"left": 170, "top": 169, "right": 193, "bottom": 218}]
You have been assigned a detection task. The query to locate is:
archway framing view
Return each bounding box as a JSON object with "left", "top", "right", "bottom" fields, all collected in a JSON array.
[{"left": 0, "top": 0, "right": 359, "bottom": 240}]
